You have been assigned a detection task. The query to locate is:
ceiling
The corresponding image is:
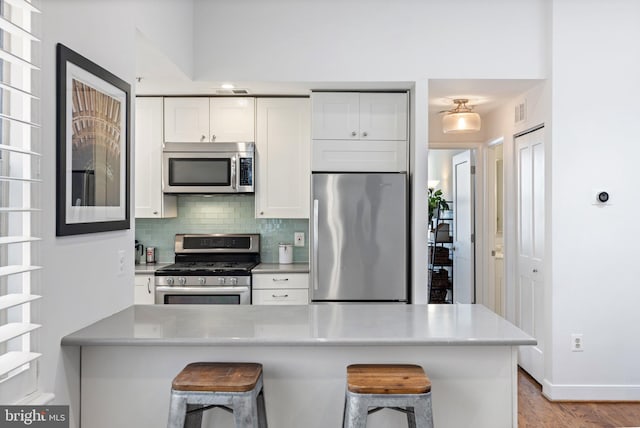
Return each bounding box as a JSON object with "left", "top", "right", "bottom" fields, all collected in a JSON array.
[{"left": 136, "top": 34, "right": 542, "bottom": 113}]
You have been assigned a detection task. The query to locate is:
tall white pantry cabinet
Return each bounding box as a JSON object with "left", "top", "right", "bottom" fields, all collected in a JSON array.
[
  {"left": 134, "top": 97, "right": 177, "bottom": 218},
  {"left": 255, "top": 98, "right": 311, "bottom": 219}
]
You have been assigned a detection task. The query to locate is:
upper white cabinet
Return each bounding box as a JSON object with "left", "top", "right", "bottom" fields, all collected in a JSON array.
[
  {"left": 135, "top": 97, "right": 177, "bottom": 218},
  {"left": 312, "top": 92, "right": 407, "bottom": 141},
  {"left": 311, "top": 92, "right": 408, "bottom": 172},
  {"left": 255, "top": 98, "right": 311, "bottom": 219},
  {"left": 164, "top": 97, "right": 255, "bottom": 143}
]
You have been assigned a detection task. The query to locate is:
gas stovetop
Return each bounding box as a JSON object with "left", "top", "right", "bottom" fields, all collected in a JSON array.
[
  {"left": 155, "top": 233, "right": 261, "bottom": 280},
  {"left": 155, "top": 261, "right": 258, "bottom": 276}
]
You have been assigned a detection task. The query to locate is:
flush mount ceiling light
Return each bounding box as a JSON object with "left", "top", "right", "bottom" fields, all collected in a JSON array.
[{"left": 441, "top": 99, "right": 481, "bottom": 134}]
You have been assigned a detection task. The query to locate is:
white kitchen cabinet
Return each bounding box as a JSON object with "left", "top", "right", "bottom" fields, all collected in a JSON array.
[
  {"left": 252, "top": 272, "right": 309, "bottom": 305},
  {"left": 135, "top": 97, "right": 177, "bottom": 218},
  {"left": 311, "top": 92, "right": 407, "bottom": 141},
  {"left": 164, "top": 97, "right": 255, "bottom": 143},
  {"left": 311, "top": 92, "right": 408, "bottom": 172},
  {"left": 134, "top": 274, "right": 154, "bottom": 305},
  {"left": 255, "top": 98, "right": 310, "bottom": 219}
]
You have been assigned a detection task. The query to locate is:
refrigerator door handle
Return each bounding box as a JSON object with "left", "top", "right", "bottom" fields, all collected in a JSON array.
[{"left": 312, "top": 198, "right": 319, "bottom": 291}]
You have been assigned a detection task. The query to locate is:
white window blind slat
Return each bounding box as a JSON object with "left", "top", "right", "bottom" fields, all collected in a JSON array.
[
  {"left": 0, "top": 176, "right": 42, "bottom": 183},
  {"left": 3, "top": 0, "right": 40, "bottom": 15},
  {"left": 0, "top": 143, "right": 41, "bottom": 156},
  {"left": 0, "top": 294, "right": 41, "bottom": 311},
  {"left": 0, "top": 236, "right": 39, "bottom": 245},
  {"left": 0, "top": 14, "right": 38, "bottom": 41},
  {"left": 0, "top": 207, "right": 41, "bottom": 213},
  {"left": 0, "top": 81, "right": 39, "bottom": 100},
  {"left": 0, "top": 322, "right": 40, "bottom": 344},
  {"left": 0, "top": 265, "right": 41, "bottom": 277},
  {"left": 0, "top": 352, "right": 41, "bottom": 378}
]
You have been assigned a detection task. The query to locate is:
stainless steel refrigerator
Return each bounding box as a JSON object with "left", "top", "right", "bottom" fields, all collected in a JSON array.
[{"left": 311, "top": 172, "right": 408, "bottom": 302}]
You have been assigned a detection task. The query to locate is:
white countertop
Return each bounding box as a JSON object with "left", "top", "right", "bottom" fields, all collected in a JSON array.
[
  {"left": 252, "top": 262, "right": 309, "bottom": 273},
  {"left": 61, "top": 304, "right": 535, "bottom": 347}
]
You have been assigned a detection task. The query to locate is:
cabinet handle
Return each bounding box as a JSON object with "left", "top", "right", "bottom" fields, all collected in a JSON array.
[
  {"left": 272, "top": 278, "right": 289, "bottom": 282},
  {"left": 146, "top": 277, "right": 151, "bottom": 294},
  {"left": 351, "top": 131, "right": 357, "bottom": 137},
  {"left": 153, "top": 211, "right": 158, "bottom": 215},
  {"left": 272, "top": 294, "right": 289, "bottom": 298},
  {"left": 211, "top": 134, "right": 216, "bottom": 141},
  {"left": 532, "top": 268, "right": 538, "bottom": 273},
  {"left": 260, "top": 211, "right": 264, "bottom": 215},
  {"left": 200, "top": 135, "right": 206, "bottom": 142},
  {"left": 362, "top": 131, "right": 368, "bottom": 137}
]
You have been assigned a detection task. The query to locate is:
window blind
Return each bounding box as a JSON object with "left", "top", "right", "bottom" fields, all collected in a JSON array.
[{"left": 0, "top": 0, "right": 41, "bottom": 400}]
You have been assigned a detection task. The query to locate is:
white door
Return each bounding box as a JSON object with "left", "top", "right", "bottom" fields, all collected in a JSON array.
[
  {"left": 164, "top": 97, "right": 210, "bottom": 142},
  {"left": 516, "top": 126, "right": 545, "bottom": 383},
  {"left": 209, "top": 97, "right": 255, "bottom": 142},
  {"left": 452, "top": 150, "right": 474, "bottom": 304},
  {"left": 358, "top": 93, "right": 408, "bottom": 140}
]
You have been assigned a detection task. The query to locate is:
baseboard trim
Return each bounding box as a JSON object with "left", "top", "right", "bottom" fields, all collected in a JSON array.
[{"left": 542, "top": 379, "right": 640, "bottom": 401}]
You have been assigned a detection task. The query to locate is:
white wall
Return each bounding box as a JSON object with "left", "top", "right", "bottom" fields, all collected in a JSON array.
[
  {"left": 427, "top": 149, "right": 464, "bottom": 202},
  {"left": 547, "top": 0, "right": 640, "bottom": 399},
  {"left": 39, "top": 1, "right": 193, "bottom": 422},
  {"left": 193, "top": 0, "right": 548, "bottom": 82}
]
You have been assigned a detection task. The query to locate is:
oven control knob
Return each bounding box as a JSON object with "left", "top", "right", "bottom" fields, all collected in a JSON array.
[
  {"left": 165, "top": 277, "right": 174, "bottom": 286},
  {"left": 198, "top": 277, "right": 206, "bottom": 285},
  {"left": 229, "top": 277, "right": 238, "bottom": 285},
  {"left": 217, "top": 277, "right": 226, "bottom": 285},
  {"left": 178, "top": 277, "right": 187, "bottom": 286}
]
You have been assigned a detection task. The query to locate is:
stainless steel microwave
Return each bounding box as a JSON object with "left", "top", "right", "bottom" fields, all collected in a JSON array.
[{"left": 162, "top": 142, "right": 254, "bottom": 194}]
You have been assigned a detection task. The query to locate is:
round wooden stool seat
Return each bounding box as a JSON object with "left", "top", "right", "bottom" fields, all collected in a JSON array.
[
  {"left": 171, "top": 362, "right": 263, "bottom": 393},
  {"left": 346, "top": 364, "right": 431, "bottom": 395}
]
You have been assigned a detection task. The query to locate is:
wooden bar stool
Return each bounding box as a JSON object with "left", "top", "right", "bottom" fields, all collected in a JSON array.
[
  {"left": 167, "top": 362, "right": 268, "bottom": 428},
  {"left": 342, "top": 364, "right": 433, "bottom": 428}
]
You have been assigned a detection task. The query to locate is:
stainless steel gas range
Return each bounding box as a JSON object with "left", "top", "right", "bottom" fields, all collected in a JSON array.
[{"left": 154, "top": 233, "right": 260, "bottom": 305}]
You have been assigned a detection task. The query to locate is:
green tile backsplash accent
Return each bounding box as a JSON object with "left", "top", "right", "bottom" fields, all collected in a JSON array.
[{"left": 135, "top": 195, "right": 309, "bottom": 263}]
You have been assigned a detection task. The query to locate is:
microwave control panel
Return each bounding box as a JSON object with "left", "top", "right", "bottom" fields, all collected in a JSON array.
[{"left": 239, "top": 158, "right": 253, "bottom": 186}]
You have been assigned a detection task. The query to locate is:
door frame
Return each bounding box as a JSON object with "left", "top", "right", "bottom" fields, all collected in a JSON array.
[
  {"left": 428, "top": 142, "right": 484, "bottom": 305},
  {"left": 484, "top": 137, "right": 506, "bottom": 315}
]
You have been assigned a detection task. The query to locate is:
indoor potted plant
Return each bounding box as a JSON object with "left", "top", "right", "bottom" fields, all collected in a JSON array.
[{"left": 428, "top": 187, "right": 449, "bottom": 227}]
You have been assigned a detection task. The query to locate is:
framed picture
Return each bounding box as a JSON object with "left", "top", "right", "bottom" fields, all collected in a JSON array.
[{"left": 56, "top": 43, "right": 131, "bottom": 236}]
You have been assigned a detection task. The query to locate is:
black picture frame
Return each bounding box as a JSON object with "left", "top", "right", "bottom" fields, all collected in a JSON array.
[{"left": 56, "top": 43, "right": 131, "bottom": 236}]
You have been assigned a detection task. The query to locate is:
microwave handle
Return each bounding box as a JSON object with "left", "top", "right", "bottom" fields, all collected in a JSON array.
[{"left": 231, "top": 155, "right": 237, "bottom": 190}]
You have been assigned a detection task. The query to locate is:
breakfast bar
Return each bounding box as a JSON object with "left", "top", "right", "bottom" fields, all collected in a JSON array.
[{"left": 61, "top": 304, "right": 535, "bottom": 428}]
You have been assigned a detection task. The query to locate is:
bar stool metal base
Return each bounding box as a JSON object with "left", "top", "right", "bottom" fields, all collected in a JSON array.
[
  {"left": 342, "top": 389, "right": 434, "bottom": 428},
  {"left": 167, "top": 376, "right": 267, "bottom": 428}
]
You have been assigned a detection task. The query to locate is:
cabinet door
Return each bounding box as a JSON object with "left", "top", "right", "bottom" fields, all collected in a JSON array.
[
  {"left": 209, "top": 97, "right": 255, "bottom": 142},
  {"left": 164, "top": 98, "right": 210, "bottom": 142},
  {"left": 134, "top": 274, "right": 154, "bottom": 305},
  {"left": 311, "top": 92, "right": 359, "bottom": 140},
  {"left": 256, "top": 98, "right": 311, "bottom": 218},
  {"left": 359, "top": 93, "right": 407, "bottom": 140},
  {"left": 135, "top": 98, "right": 177, "bottom": 218}
]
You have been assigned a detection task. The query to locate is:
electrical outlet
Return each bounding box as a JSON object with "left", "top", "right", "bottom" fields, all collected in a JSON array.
[
  {"left": 571, "top": 334, "right": 584, "bottom": 352},
  {"left": 117, "top": 250, "right": 125, "bottom": 276},
  {"left": 294, "top": 232, "right": 305, "bottom": 247}
]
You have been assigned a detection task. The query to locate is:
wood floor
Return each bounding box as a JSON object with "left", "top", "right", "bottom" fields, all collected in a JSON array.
[{"left": 518, "top": 368, "right": 640, "bottom": 427}]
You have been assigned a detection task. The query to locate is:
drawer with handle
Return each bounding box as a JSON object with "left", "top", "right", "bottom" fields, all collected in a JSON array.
[
  {"left": 252, "top": 273, "right": 308, "bottom": 290},
  {"left": 252, "top": 289, "right": 309, "bottom": 305}
]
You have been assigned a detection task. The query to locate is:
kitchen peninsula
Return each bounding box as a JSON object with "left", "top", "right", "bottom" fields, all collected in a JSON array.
[{"left": 61, "top": 304, "right": 534, "bottom": 428}]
